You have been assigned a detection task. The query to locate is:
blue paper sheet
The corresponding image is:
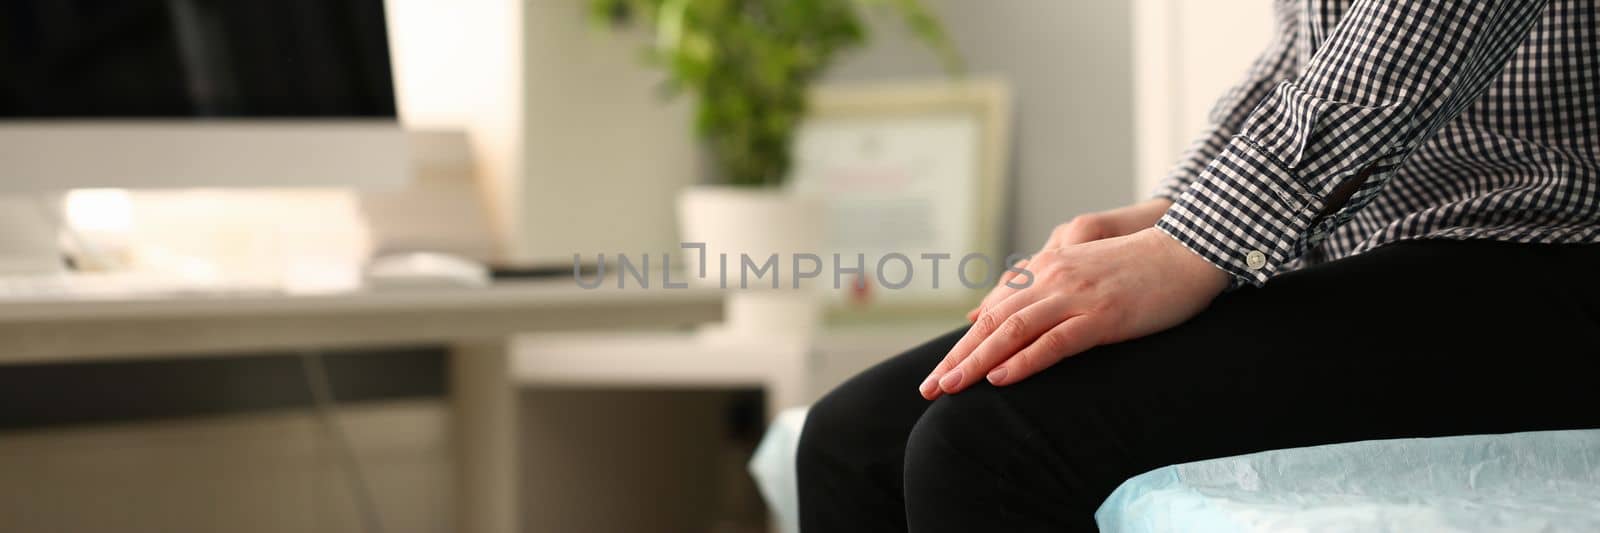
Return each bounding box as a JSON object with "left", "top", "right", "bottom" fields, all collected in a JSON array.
[{"left": 1097, "top": 429, "right": 1600, "bottom": 532}]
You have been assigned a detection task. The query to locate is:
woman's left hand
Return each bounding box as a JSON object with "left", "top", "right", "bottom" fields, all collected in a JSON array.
[{"left": 919, "top": 227, "right": 1230, "bottom": 400}]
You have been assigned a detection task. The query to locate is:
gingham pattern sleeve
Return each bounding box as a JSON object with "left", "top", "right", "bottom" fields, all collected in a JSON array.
[
  {"left": 1152, "top": 1, "right": 1300, "bottom": 203},
  {"left": 1157, "top": 0, "right": 1550, "bottom": 287}
]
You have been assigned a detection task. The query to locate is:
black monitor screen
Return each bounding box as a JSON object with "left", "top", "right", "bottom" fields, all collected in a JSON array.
[{"left": 0, "top": 0, "right": 396, "bottom": 118}]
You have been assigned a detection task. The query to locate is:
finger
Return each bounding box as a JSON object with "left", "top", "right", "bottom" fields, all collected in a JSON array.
[
  {"left": 919, "top": 288, "right": 1043, "bottom": 400},
  {"left": 940, "top": 296, "right": 1072, "bottom": 395},
  {"left": 984, "top": 315, "right": 1105, "bottom": 387},
  {"left": 973, "top": 258, "right": 1029, "bottom": 318},
  {"left": 972, "top": 265, "right": 1032, "bottom": 321},
  {"left": 992, "top": 258, "right": 1029, "bottom": 291},
  {"left": 1058, "top": 222, "right": 1105, "bottom": 246}
]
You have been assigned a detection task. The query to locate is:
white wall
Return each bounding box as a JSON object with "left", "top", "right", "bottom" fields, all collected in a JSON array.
[
  {"left": 386, "top": 0, "right": 525, "bottom": 257},
  {"left": 518, "top": 1, "right": 703, "bottom": 265},
  {"left": 390, "top": 0, "right": 704, "bottom": 266},
  {"left": 1131, "top": 0, "right": 1274, "bottom": 197},
  {"left": 828, "top": 0, "right": 1136, "bottom": 253},
  {"left": 510, "top": 0, "right": 1141, "bottom": 260},
  {"left": 460, "top": 0, "right": 1272, "bottom": 263},
  {"left": 385, "top": 1, "right": 1180, "bottom": 263}
]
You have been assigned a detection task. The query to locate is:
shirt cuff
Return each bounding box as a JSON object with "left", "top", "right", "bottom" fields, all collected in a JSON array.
[{"left": 1155, "top": 135, "right": 1325, "bottom": 287}]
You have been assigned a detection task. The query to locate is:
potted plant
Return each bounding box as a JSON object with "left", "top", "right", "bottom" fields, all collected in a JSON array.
[{"left": 591, "top": 0, "right": 962, "bottom": 338}]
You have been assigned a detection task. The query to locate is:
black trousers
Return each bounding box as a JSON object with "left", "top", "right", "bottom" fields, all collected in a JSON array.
[{"left": 796, "top": 239, "right": 1600, "bottom": 532}]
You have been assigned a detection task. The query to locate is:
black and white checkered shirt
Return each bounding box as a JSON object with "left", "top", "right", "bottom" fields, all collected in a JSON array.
[{"left": 1154, "top": 0, "right": 1598, "bottom": 286}]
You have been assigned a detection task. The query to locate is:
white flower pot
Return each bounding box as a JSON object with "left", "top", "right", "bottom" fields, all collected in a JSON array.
[{"left": 677, "top": 185, "right": 822, "bottom": 343}]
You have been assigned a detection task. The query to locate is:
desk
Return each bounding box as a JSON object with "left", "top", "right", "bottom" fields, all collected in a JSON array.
[{"left": 0, "top": 280, "right": 723, "bottom": 533}]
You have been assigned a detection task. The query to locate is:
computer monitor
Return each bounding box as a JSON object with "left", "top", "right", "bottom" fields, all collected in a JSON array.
[{"left": 0, "top": 0, "right": 409, "bottom": 191}]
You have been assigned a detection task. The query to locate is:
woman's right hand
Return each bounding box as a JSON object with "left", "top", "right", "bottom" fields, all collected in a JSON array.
[{"left": 967, "top": 198, "right": 1174, "bottom": 322}]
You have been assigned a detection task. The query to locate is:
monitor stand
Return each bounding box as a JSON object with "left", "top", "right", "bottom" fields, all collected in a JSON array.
[{"left": 0, "top": 194, "right": 67, "bottom": 275}]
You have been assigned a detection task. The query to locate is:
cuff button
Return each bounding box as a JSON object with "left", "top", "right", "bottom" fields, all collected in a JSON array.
[{"left": 1245, "top": 250, "right": 1268, "bottom": 271}]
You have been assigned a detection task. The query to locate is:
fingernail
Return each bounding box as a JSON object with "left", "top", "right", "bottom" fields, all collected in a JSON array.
[
  {"left": 918, "top": 374, "right": 938, "bottom": 396},
  {"left": 938, "top": 368, "right": 964, "bottom": 392},
  {"left": 986, "top": 367, "right": 1009, "bottom": 385}
]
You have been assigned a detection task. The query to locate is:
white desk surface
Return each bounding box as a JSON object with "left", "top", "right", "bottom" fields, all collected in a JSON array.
[{"left": 0, "top": 280, "right": 723, "bottom": 364}]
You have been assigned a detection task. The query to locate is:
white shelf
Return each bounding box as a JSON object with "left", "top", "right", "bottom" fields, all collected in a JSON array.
[{"left": 511, "top": 331, "right": 811, "bottom": 418}]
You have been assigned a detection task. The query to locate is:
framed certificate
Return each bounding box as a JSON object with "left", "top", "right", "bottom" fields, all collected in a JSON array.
[{"left": 790, "top": 80, "right": 1012, "bottom": 321}]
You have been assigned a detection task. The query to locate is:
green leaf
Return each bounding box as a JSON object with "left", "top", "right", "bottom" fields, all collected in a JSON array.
[{"left": 583, "top": 0, "right": 965, "bottom": 186}]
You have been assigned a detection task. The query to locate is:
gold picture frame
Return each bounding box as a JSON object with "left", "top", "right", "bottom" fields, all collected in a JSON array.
[{"left": 791, "top": 79, "right": 1013, "bottom": 324}]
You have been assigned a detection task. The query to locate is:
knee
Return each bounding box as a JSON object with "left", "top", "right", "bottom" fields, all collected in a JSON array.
[
  {"left": 796, "top": 377, "right": 870, "bottom": 471},
  {"left": 904, "top": 386, "right": 1102, "bottom": 531},
  {"left": 903, "top": 385, "right": 1029, "bottom": 485},
  {"left": 902, "top": 385, "right": 1063, "bottom": 529}
]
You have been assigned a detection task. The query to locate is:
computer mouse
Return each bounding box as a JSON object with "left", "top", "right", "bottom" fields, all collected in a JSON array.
[{"left": 364, "top": 251, "right": 490, "bottom": 289}]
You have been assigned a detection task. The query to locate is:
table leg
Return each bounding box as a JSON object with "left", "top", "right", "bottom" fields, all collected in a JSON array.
[
  {"left": 451, "top": 341, "right": 517, "bottom": 533},
  {"left": 763, "top": 342, "right": 811, "bottom": 421}
]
